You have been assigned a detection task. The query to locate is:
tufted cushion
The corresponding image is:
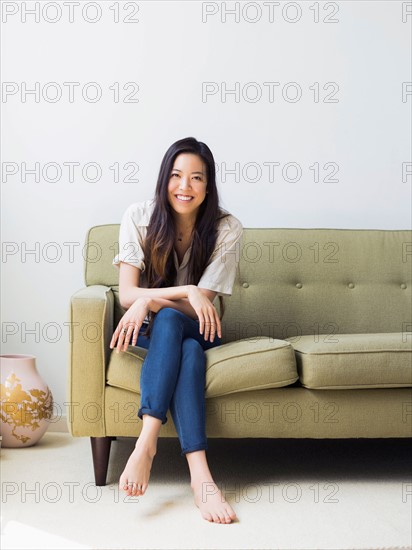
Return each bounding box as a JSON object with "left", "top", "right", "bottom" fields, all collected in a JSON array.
[
  {"left": 285, "top": 332, "right": 412, "bottom": 389},
  {"left": 106, "top": 336, "right": 298, "bottom": 398},
  {"left": 204, "top": 337, "right": 298, "bottom": 398}
]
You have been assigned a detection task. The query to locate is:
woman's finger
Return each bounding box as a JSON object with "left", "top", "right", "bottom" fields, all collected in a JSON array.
[
  {"left": 110, "top": 333, "right": 115, "bottom": 348},
  {"left": 209, "top": 317, "right": 217, "bottom": 342},
  {"left": 123, "top": 323, "right": 138, "bottom": 351},
  {"left": 123, "top": 330, "right": 131, "bottom": 351},
  {"left": 110, "top": 325, "right": 118, "bottom": 347},
  {"left": 208, "top": 307, "right": 220, "bottom": 342},
  {"left": 203, "top": 318, "right": 209, "bottom": 341},
  {"left": 116, "top": 321, "right": 128, "bottom": 353},
  {"left": 198, "top": 311, "right": 205, "bottom": 336},
  {"left": 110, "top": 324, "right": 122, "bottom": 349},
  {"left": 201, "top": 310, "right": 208, "bottom": 340},
  {"left": 204, "top": 310, "right": 214, "bottom": 341},
  {"left": 131, "top": 326, "right": 139, "bottom": 347},
  {"left": 111, "top": 313, "right": 143, "bottom": 352},
  {"left": 119, "top": 321, "right": 135, "bottom": 352},
  {"left": 116, "top": 326, "right": 126, "bottom": 353},
  {"left": 214, "top": 311, "right": 222, "bottom": 339}
]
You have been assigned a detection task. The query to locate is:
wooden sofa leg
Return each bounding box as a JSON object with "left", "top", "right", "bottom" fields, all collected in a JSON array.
[{"left": 90, "top": 436, "right": 114, "bottom": 486}]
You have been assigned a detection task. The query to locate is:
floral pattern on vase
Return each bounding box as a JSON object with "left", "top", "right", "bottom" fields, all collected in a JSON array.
[{"left": 0, "top": 355, "right": 53, "bottom": 447}]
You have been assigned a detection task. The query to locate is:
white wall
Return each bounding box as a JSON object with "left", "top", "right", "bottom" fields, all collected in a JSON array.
[{"left": 1, "top": 1, "right": 411, "bottom": 428}]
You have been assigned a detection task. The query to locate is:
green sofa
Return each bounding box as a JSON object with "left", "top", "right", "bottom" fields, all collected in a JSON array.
[{"left": 67, "top": 226, "right": 412, "bottom": 485}]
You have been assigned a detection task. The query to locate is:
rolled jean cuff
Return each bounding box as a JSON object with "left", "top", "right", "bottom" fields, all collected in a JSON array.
[
  {"left": 181, "top": 443, "right": 208, "bottom": 457},
  {"left": 138, "top": 407, "right": 167, "bottom": 425}
]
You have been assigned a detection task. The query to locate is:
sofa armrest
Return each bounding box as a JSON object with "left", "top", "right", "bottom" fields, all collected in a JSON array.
[{"left": 67, "top": 285, "right": 114, "bottom": 437}]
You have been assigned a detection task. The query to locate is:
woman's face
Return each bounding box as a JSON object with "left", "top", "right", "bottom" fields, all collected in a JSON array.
[{"left": 167, "top": 153, "right": 208, "bottom": 222}]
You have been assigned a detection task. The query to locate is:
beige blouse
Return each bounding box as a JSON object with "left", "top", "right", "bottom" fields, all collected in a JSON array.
[{"left": 112, "top": 199, "right": 244, "bottom": 306}]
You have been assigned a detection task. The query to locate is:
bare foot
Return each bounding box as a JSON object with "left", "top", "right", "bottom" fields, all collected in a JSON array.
[
  {"left": 191, "top": 478, "right": 238, "bottom": 523},
  {"left": 119, "top": 439, "right": 157, "bottom": 497}
]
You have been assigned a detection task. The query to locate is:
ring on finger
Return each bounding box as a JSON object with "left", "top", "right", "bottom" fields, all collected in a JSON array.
[{"left": 123, "top": 325, "right": 138, "bottom": 335}]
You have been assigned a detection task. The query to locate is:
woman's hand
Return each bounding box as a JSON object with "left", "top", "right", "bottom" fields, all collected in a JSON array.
[
  {"left": 187, "top": 285, "right": 222, "bottom": 342},
  {"left": 110, "top": 297, "right": 151, "bottom": 354}
]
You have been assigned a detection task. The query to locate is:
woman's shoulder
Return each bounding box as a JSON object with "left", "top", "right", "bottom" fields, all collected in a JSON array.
[
  {"left": 216, "top": 208, "right": 243, "bottom": 233},
  {"left": 123, "top": 198, "right": 156, "bottom": 227}
]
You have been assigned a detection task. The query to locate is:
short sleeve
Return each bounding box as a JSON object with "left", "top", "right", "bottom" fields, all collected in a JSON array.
[
  {"left": 197, "top": 216, "right": 243, "bottom": 297},
  {"left": 112, "top": 204, "right": 146, "bottom": 272}
]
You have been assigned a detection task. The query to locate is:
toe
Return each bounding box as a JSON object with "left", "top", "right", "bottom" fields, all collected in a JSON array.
[
  {"left": 227, "top": 508, "right": 237, "bottom": 521},
  {"left": 217, "top": 511, "right": 226, "bottom": 523},
  {"left": 121, "top": 482, "right": 129, "bottom": 494},
  {"left": 212, "top": 513, "right": 220, "bottom": 523}
]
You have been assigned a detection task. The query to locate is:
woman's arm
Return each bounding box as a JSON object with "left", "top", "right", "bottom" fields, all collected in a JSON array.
[
  {"left": 119, "top": 262, "right": 217, "bottom": 314},
  {"left": 117, "top": 262, "right": 221, "bottom": 341},
  {"left": 147, "top": 297, "right": 197, "bottom": 320},
  {"left": 147, "top": 289, "right": 217, "bottom": 321},
  {"left": 119, "top": 262, "right": 191, "bottom": 309}
]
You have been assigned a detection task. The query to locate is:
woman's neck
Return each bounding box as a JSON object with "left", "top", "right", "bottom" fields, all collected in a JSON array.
[{"left": 173, "top": 212, "right": 196, "bottom": 235}]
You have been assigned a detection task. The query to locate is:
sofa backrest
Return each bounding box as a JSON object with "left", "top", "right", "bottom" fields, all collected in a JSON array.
[{"left": 84, "top": 225, "right": 412, "bottom": 344}]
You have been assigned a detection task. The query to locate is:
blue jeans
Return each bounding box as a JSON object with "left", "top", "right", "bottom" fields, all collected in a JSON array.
[{"left": 135, "top": 307, "right": 222, "bottom": 456}]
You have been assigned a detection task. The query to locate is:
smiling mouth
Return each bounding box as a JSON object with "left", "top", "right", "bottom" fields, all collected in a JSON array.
[{"left": 175, "top": 195, "right": 194, "bottom": 202}]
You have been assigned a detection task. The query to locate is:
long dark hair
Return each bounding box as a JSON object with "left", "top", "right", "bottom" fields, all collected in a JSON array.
[{"left": 141, "top": 136, "right": 229, "bottom": 338}]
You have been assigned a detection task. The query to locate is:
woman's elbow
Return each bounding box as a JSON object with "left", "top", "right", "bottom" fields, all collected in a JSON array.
[
  {"left": 119, "top": 297, "right": 128, "bottom": 310},
  {"left": 119, "top": 291, "right": 131, "bottom": 310},
  {"left": 119, "top": 287, "right": 143, "bottom": 309}
]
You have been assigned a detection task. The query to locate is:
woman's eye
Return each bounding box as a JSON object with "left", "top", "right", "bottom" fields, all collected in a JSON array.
[{"left": 171, "top": 173, "right": 179, "bottom": 178}]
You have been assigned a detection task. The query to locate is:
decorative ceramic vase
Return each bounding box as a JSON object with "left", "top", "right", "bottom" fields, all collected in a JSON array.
[{"left": 0, "top": 354, "right": 53, "bottom": 448}]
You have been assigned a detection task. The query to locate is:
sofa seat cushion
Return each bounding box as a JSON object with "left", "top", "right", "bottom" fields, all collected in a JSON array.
[
  {"left": 106, "top": 346, "right": 147, "bottom": 395},
  {"left": 284, "top": 332, "right": 412, "bottom": 389},
  {"left": 204, "top": 337, "right": 298, "bottom": 398},
  {"left": 106, "top": 336, "right": 298, "bottom": 398}
]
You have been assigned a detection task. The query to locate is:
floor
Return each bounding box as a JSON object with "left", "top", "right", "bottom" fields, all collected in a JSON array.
[{"left": 1, "top": 432, "right": 411, "bottom": 550}]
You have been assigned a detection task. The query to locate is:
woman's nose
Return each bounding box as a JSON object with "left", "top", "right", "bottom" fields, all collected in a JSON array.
[{"left": 179, "top": 178, "right": 191, "bottom": 189}]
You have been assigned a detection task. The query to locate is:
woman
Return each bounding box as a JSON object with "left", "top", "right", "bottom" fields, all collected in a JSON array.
[{"left": 110, "top": 137, "right": 243, "bottom": 524}]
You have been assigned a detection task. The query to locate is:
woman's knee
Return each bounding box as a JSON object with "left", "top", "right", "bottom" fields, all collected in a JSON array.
[
  {"left": 181, "top": 338, "right": 206, "bottom": 368},
  {"left": 153, "top": 307, "right": 188, "bottom": 328}
]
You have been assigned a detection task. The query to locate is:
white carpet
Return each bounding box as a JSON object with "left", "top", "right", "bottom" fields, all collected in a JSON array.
[{"left": 1, "top": 432, "right": 411, "bottom": 550}]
